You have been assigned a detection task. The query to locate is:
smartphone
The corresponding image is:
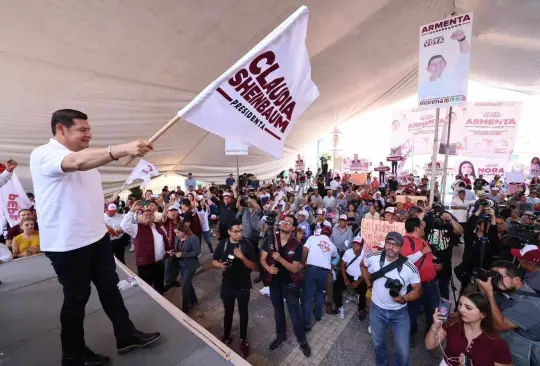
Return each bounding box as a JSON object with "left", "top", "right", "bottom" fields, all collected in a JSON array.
[
  {"left": 463, "top": 353, "right": 472, "bottom": 366},
  {"left": 438, "top": 298, "right": 451, "bottom": 321}
]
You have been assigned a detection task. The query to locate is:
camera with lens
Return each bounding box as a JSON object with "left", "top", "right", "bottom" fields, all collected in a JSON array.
[
  {"left": 385, "top": 278, "right": 403, "bottom": 298},
  {"left": 511, "top": 222, "right": 539, "bottom": 246},
  {"left": 264, "top": 210, "right": 278, "bottom": 226},
  {"left": 477, "top": 199, "right": 494, "bottom": 220},
  {"left": 472, "top": 268, "right": 501, "bottom": 289},
  {"left": 432, "top": 203, "right": 444, "bottom": 227}
]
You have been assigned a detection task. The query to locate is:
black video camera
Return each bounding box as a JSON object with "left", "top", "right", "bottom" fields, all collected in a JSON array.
[
  {"left": 385, "top": 278, "right": 403, "bottom": 298},
  {"left": 264, "top": 210, "right": 278, "bottom": 226},
  {"left": 472, "top": 268, "right": 501, "bottom": 289},
  {"left": 511, "top": 222, "right": 539, "bottom": 246}
]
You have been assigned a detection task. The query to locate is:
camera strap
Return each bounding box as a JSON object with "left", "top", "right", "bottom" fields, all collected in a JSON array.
[
  {"left": 345, "top": 253, "right": 362, "bottom": 270},
  {"left": 404, "top": 237, "right": 426, "bottom": 269},
  {"left": 222, "top": 239, "right": 245, "bottom": 261},
  {"left": 371, "top": 251, "right": 407, "bottom": 282}
]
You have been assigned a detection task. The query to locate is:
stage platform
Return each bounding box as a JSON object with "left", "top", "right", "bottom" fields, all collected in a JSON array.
[{"left": 0, "top": 254, "right": 249, "bottom": 366}]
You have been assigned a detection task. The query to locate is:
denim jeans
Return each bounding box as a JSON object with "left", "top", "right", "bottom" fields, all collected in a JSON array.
[
  {"left": 369, "top": 302, "right": 411, "bottom": 366},
  {"left": 303, "top": 265, "right": 329, "bottom": 328},
  {"left": 201, "top": 230, "right": 213, "bottom": 253},
  {"left": 407, "top": 281, "right": 440, "bottom": 335},
  {"left": 270, "top": 283, "right": 306, "bottom": 343},
  {"left": 179, "top": 262, "right": 198, "bottom": 312},
  {"left": 438, "top": 275, "right": 450, "bottom": 300}
]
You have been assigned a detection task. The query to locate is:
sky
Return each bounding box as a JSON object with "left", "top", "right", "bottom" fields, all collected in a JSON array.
[{"left": 301, "top": 80, "right": 539, "bottom": 172}]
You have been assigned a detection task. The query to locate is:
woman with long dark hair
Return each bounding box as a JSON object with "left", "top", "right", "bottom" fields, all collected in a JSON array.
[
  {"left": 171, "top": 223, "right": 201, "bottom": 313},
  {"left": 458, "top": 160, "right": 476, "bottom": 180},
  {"left": 425, "top": 292, "right": 512, "bottom": 366},
  {"left": 531, "top": 157, "right": 540, "bottom": 177}
]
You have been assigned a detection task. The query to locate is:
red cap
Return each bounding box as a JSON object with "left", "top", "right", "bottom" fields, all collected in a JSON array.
[
  {"left": 511, "top": 245, "right": 540, "bottom": 264},
  {"left": 320, "top": 226, "right": 332, "bottom": 236}
]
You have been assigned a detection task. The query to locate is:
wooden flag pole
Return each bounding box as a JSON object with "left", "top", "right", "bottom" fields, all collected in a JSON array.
[{"left": 124, "top": 115, "right": 181, "bottom": 167}]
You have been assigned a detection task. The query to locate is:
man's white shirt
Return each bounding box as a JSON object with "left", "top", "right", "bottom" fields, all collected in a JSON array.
[
  {"left": 103, "top": 213, "right": 125, "bottom": 240},
  {"left": 0, "top": 170, "right": 12, "bottom": 188},
  {"left": 330, "top": 180, "right": 340, "bottom": 191},
  {"left": 322, "top": 196, "right": 336, "bottom": 210},
  {"left": 418, "top": 53, "right": 469, "bottom": 100},
  {"left": 450, "top": 197, "right": 471, "bottom": 223},
  {"left": 304, "top": 234, "right": 338, "bottom": 270},
  {"left": 364, "top": 251, "right": 420, "bottom": 310},
  {"left": 30, "top": 138, "right": 107, "bottom": 252},
  {"left": 121, "top": 212, "right": 165, "bottom": 262},
  {"left": 342, "top": 248, "right": 364, "bottom": 280}
]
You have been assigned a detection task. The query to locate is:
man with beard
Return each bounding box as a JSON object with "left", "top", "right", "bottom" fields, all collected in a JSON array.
[
  {"left": 478, "top": 260, "right": 540, "bottom": 364},
  {"left": 261, "top": 215, "right": 311, "bottom": 357},
  {"left": 423, "top": 203, "right": 463, "bottom": 300},
  {"left": 361, "top": 232, "right": 422, "bottom": 366}
]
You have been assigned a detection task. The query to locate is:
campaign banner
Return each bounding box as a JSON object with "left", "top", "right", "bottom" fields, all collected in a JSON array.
[
  {"left": 342, "top": 155, "right": 370, "bottom": 172},
  {"left": 423, "top": 161, "right": 446, "bottom": 176},
  {"left": 391, "top": 109, "right": 442, "bottom": 155},
  {"left": 448, "top": 101, "right": 522, "bottom": 159},
  {"left": 454, "top": 158, "right": 511, "bottom": 180},
  {"left": 417, "top": 13, "right": 473, "bottom": 110},
  {"left": 225, "top": 138, "right": 249, "bottom": 155},
  {"left": 0, "top": 173, "right": 33, "bottom": 227},
  {"left": 295, "top": 155, "right": 305, "bottom": 171},
  {"left": 360, "top": 219, "right": 406, "bottom": 250},
  {"left": 178, "top": 6, "right": 319, "bottom": 159},
  {"left": 349, "top": 173, "right": 367, "bottom": 185}
]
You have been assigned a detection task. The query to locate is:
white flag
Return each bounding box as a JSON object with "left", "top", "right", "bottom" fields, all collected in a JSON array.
[
  {"left": 0, "top": 173, "right": 33, "bottom": 227},
  {"left": 178, "top": 6, "right": 319, "bottom": 159},
  {"left": 124, "top": 159, "right": 159, "bottom": 186},
  {"left": 225, "top": 138, "right": 249, "bottom": 155}
]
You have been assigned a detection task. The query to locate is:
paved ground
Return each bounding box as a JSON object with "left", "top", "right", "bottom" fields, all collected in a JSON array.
[{"left": 125, "top": 236, "right": 463, "bottom": 365}]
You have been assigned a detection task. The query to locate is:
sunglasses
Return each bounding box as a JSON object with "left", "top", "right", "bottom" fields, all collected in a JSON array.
[{"left": 279, "top": 220, "right": 293, "bottom": 226}]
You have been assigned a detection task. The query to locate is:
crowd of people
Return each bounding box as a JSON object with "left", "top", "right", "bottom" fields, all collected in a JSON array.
[{"left": 3, "top": 134, "right": 540, "bottom": 364}]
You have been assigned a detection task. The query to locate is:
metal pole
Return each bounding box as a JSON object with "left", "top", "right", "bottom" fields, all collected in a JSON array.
[
  {"left": 236, "top": 155, "right": 240, "bottom": 192},
  {"left": 316, "top": 139, "right": 321, "bottom": 170},
  {"left": 441, "top": 107, "right": 453, "bottom": 206},
  {"left": 411, "top": 138, "right": 415, "bottom": 174},
  {"left": 429, "top": 108, "right": 441, "bottom": 205}
]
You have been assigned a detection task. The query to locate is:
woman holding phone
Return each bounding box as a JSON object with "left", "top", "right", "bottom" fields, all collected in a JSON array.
[
  {"left": 170, "top": 223, "right": 200, "bottom": 313},
  {"left": 425, "top": 292, "right": 512, "bottom": 366}
]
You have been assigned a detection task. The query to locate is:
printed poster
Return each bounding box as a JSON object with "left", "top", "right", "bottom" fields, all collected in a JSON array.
[{"left": 418, "top": 12, "right": 473, "bottom": 110}]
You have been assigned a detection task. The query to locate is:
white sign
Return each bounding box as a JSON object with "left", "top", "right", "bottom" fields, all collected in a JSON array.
[
  {"left": 417, "top": 12, "right": 473, "bottom": 110},
  {"left": 454, "top": 158, "right": 511, "bottom": 180},
  {"left": 124, "top": 159, "right": 159, "bottom": 186},
  {"left": 225, "top": 139, "right": 248, "bottom": 155},
  {"left": 0, "top": 173, "right": 33, "bottom": 227},
  {"left": 178, "top": 6, "right": 319, "bottom": 159},
  {"left": 448, "top": 101, "right": 522, "bottom": 159}
]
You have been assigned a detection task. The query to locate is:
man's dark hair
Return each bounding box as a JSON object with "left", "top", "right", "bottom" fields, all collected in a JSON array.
[
  {"left": 409, "top": 206, "right": 423, "bottom": 217},
  {"left": 284, "top": 214, "right": 297, "bottom": 228},
  {"left": 405, "top": 217, "right": 422, "bottom": 233},
  {"left": 427, "top": 54, "right": 446, "bottom": 67},
  {"left": 51, "top": 109, "right": 88, "bottom": 136},
  {"left": 491, "top": 260, "right": 524, "bottom": 280},
  {"left": 229, "top": 218, "right": 242, "bottom": 230},
  {"left": 18, "top": 208, "right": 32, "bottom": 216},
  {"left": 458, "top": 189, "right": 466, "bottom": 195}
]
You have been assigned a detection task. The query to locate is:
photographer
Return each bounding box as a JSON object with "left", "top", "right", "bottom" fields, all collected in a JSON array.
[
  {"left": 512, "top": 245, "right": 540, "bottom": 292},
  {"left": 361, "top": 232, "right": 422, "bottom": 366},
  {"left": 402, "top": 217, "right": 441, "bottom": 347},
  {"left": 236, "top": 195, "right": 262, "bottom": 281},
  {"left": 462, "top": 206, "right": 498, "bottom": 278},
  {"left": 477, "top": 260, "right": 540, "bottom": 366},
  {"left": 260, "top": 215, "right": 311, "bottom": 357},
  {"left": 211, "top": 219, "right": 258, "bottom": 358},
  {"left": 424, "top": 203, "right": 464, "bottom": 300}
]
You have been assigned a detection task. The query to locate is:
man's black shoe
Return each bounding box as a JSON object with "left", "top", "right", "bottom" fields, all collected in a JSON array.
[
  {"left": 117, "top": 331, "right": 161, "bottom": 354},
  {"left": 62, "top": 348, "right": 111, "bottom": 366},
  {"left": 300, "top": 342, "right": 311, "bottom": 357},
  {"left": 304, "top": 326, "right": 311, "bottom": 333},
  {"left": 269, "top": 336, "right": 286, "bottom": 351}
]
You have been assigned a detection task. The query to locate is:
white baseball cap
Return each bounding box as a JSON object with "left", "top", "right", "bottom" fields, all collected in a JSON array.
[
  {"left": 352, "top": 235, "right": 363, "bottom": 244},
  {"left": 296, "top": 210, "right": 308, "bottom": 217},
  {"left": 107, "top": 203, "right": 117, "bottom": 211},
  {"left": 385, "top": 207, "right": 396, "bottom": 214},
  {"left": 339, "top": 214, "right": 348, "bottom": 220},
  {"left": 223, "top": 192, "right": 231, "bottom": 197}
]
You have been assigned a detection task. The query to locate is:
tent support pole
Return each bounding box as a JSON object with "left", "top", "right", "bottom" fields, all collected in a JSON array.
[
  {"left": 236, "top": 155, "right": 240, "bottom": 192},
  {"left": 429, "top": 108, "right": 440, "bottom": 205},
  {"left": 441, "top": 107, "right": 452, "bottom": 206}
]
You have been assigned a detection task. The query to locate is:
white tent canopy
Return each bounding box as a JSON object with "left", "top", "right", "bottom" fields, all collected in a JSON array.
[{"left": 1, "top": 0, "right": 539, "bottom": 190}]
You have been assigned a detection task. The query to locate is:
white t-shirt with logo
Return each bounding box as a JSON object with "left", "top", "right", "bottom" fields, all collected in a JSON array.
[
  {"left": 304, "top": 234, "right": 338, "bottom": 269},
  {"left": 450, "top": 197, "right": 471, "bottom": 223},
  {"left": 103, "top": 213, "right": 126, "bottom": 240},
  {"left": 364, "top": 251, "right": 420, "bottom": 310},
  {"left": 30, "top": 139, "right": 107, "bottom": 252},
  {"left": 342, "top": 248, "right": 364, "bottom": 280}
]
